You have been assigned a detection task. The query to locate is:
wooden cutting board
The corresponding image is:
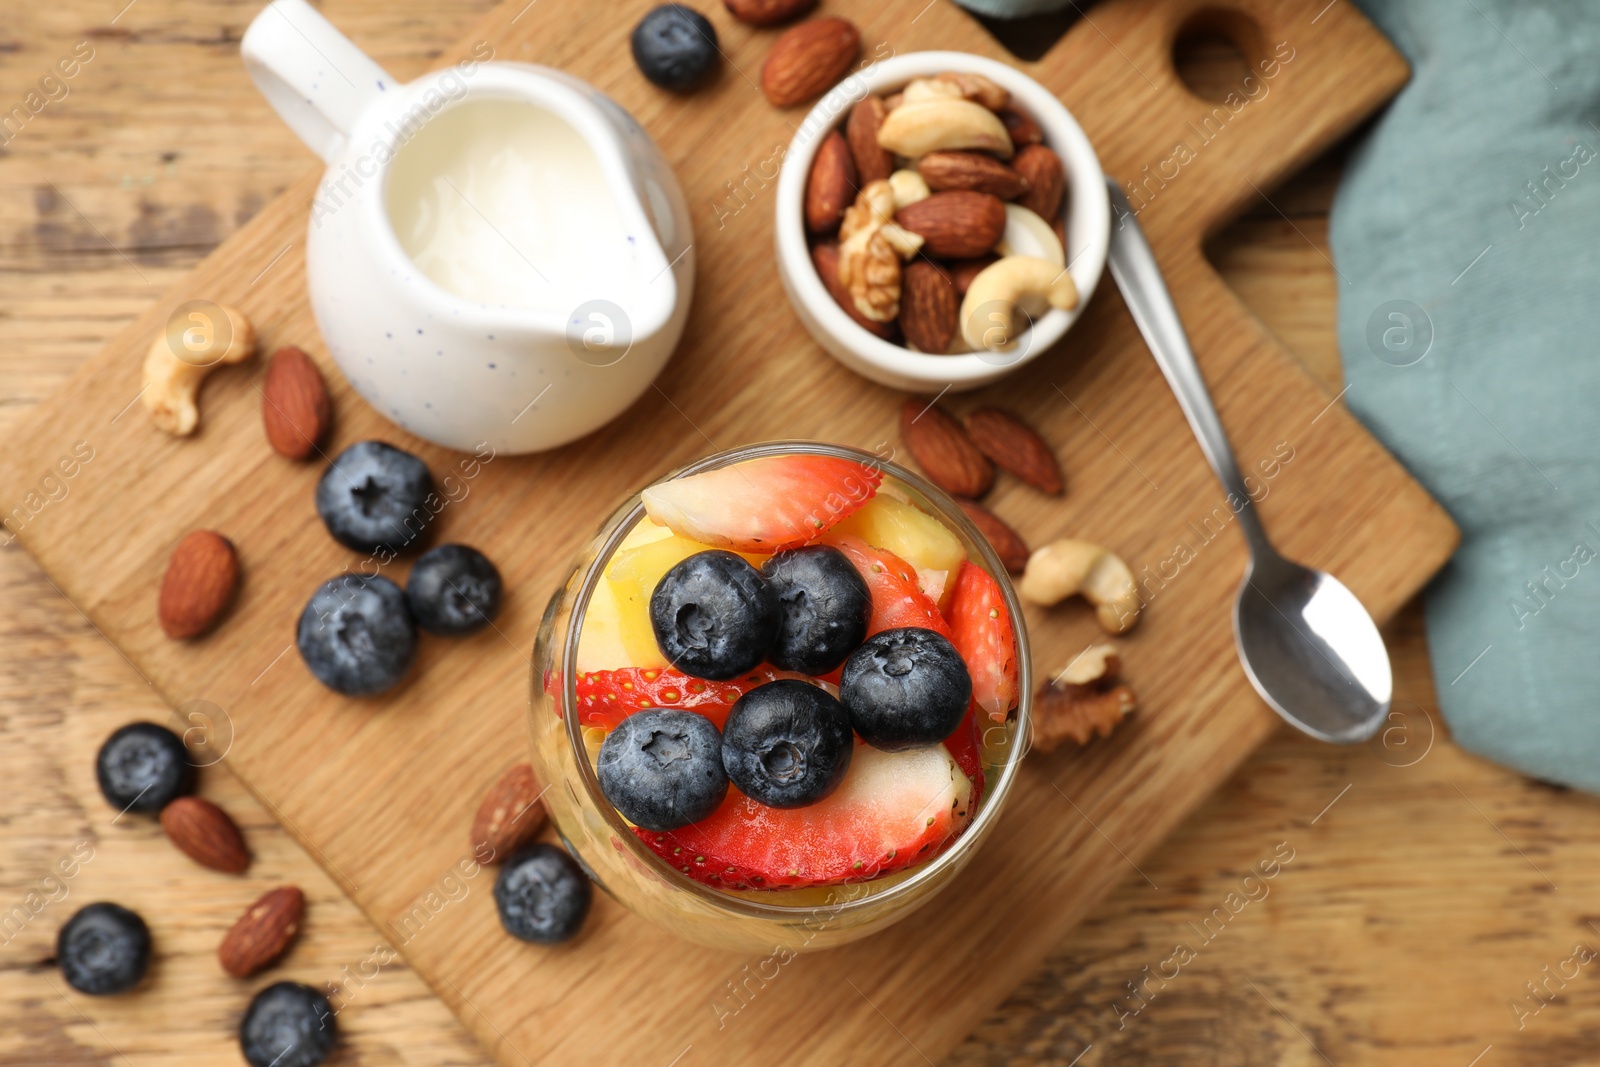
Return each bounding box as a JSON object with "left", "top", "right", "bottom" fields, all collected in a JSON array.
[{"left": 0, "top": 0, "right": 1456, "bottom": 1063}]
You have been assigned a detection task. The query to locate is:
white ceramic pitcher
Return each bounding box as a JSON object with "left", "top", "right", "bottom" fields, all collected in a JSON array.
[{"left": 241, "top": 0, "right": 693, "bottom": 454}]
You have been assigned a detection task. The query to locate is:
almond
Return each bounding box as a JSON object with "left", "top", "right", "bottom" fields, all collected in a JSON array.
[
  {"left": 261, "top": 346, "right": 330, "bottom": 461},
  {"left": 998, "top": 107, "right": 1043, "bottom": 147},
  {"left": 1014, "top": 144, "right": 1065, "bottom": 222},
  {"left": 846, "top": 96, "right": 894, "bottom": 184},
  {"left": 761, "top": 17, "right": 860, "bottom": 108},
  {"left": 724, "top": 0, "right": 816, "bottom": 25},
  {"left": 805, "top": 130, "right": 857, "bottom": 235},
  {"left": 900, "top": 400, "right": 993, "bottom": 498},
  {"left": 218, "top": 886, "right": 304, "bottom": 978},
  {"left": 946, "top": 255, "right": 998, "bottom": 296},
  {"left": 161, "top": 796, "right": 249, "bottom": 874},
  {"left": 955, "top": 498, "right": 1030, "bottom": 573},
  {"left": 471, "top": 762, "right": 548, "bottom": 861},
  {"left": 900, "top": 260, "right": 958, "bottom": 354},
  {"left": 894, "top": 191, "right": 1007, "bottom": 259},
  {"left": 812, "top": 241, "right": 898, "bottom": 342},
  {"left": 965, "top": 407, "right": 1063, "bottom": 494},
  {"left": 158, "top": 530, "right": 239, "bottom": 640},
  {"left": 917, "top": 151, "right": 1030, "bottom": 200}
]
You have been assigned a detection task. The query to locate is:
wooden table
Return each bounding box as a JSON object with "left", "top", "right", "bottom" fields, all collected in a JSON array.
[{"left": 3, "top": 3, "right": 1597, "bottom": 1064}]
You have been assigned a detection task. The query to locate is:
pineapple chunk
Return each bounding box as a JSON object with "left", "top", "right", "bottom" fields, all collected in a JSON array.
[{"left": 832, "top": 495, "right": 966, "bottom": 607}]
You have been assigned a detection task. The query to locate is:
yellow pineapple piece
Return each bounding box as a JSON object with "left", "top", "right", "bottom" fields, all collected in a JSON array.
[
  {"left": 833, "top": 495, "right": 966, "bottom": 606},
  {"left": 575, "top": 573, "right": 666, "bottom": 674}
]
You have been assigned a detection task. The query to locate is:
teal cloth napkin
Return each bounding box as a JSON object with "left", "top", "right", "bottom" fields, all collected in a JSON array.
[{"left": 1330, "top": 0, "right": 1600, "bottom": 790}]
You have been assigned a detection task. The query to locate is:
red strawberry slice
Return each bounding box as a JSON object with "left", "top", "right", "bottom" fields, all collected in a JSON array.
[
  {"left": 635, "top": 741, "right": 973, "bottom": 890},
  {"left": 573, "top": 667, "right": 776, "bottom": 730},
  {"left": 944, "top": 702, "right": 987, "bottom": 808},
  {"left": 641, "top": 455, "right": 882, "bottom": 553},
  {"left": 945, "top": 562, "right": 1019, "bottom": 722},
  {"left": 826, "top": 534, "right": 953, "bottom": 640}
]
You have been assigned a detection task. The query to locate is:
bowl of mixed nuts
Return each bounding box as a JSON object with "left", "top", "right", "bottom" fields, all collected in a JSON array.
[{"left": 775, "top": 51, "right": 1110, "bottom": 392}]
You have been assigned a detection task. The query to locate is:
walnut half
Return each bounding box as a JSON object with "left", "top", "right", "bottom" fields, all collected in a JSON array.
[
  {"left": 837, "top": 180, "right": 922, "bottom": 323},
  {"left": 1032, "top": 644, "right": 1136, "bottom": 754}
]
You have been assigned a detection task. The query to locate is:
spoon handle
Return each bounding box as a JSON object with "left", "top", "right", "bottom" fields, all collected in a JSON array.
[{"left": 1103, "top": 179, "right": 1269, "bottom": 553}]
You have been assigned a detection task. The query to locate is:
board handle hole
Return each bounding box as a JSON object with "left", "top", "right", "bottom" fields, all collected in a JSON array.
[{"left": 1172, "top": 7, "right": 1268, "bottom": 104}]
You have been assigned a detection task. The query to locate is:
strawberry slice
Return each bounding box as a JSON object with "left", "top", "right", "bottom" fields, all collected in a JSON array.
[
  {"left": 635, "top": 741, "right": 972, "bottom": 890},
  {"left": 945, "top": 562, "right": 1019, "bottom": 722},
  {"left": 641, "top": 455, "right": 882, "bottom": 553},
  {"left": 944, "top": 701, "right": 987, "bottom": 808},
  {"left": 572, "top": 667, "right": 775, "bottom": 730},
  {"left": 825, "top": 534, "right": 953, "bottom": 640}
]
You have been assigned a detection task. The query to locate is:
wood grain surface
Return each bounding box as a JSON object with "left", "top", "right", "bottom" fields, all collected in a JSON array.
[{"left": 1, "top": 2, "right": 1580, "bottom": 1066}]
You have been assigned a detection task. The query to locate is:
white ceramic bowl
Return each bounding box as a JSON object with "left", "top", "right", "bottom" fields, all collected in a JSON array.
[{"left": 775, "top": 51, "right": 1110, "bottom": 393}]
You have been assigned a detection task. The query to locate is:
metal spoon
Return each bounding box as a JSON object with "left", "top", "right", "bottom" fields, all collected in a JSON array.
[{"left": 1102, "top": 179, "right": 1392, "bottom": 743}]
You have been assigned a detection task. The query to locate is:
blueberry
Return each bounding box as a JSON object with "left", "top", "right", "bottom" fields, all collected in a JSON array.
[
  {"left": 650, "top": 551, "right": 779, "bottom": 680},
  {"left": 761, "top": 546, "right": 871, "bottom": 675},
  {"left": 840, "top": 627, "right": 972, "bottom": 751},
  {"left": 721, "top": 680, "right": 853, "bottom": 808},
  {"left": 315, "top": 440, "right": 435, "bottom": 555},
  {"left": 406, "top": 543, "right": 503, "bottom": 636},
  {"left": 95, "top": 722, "right": 194, "bottom": 814},
  {"left": 239, "top": 981, "right": 336, "bottom": 1067},
  {"left": 296, "top": 574, "right": 417, "bottom": 696},
  {"left": 631, "top": 4, "right": 719, "bottom": 92},
  {"left": 598, "top": 709, "right": 728, "bottom": 830},
  {"left": 493, "top": 844, "right": 593, "bottom": 944},
  {"left": 57, "top": 902, "right": 150, "bottom": 996}
]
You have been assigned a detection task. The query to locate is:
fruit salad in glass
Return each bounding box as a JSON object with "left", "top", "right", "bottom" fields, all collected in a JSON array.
[{"left": 531, "top": 443, "right": 1029, "bottom": 952}]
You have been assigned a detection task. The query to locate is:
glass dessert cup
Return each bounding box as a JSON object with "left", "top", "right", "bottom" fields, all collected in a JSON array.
[{"left": 529, "top": 441, "right": 1031, "bottom": 953}]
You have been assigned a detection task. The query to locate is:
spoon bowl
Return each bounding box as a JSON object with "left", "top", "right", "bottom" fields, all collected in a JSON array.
[{"left": 1234, "top": 555, "right": 1392, "bottom": 743}]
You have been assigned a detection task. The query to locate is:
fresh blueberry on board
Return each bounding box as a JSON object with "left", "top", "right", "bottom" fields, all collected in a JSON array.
[
  {"left": 840, "top": 627, "right": 973, "bottom": 750},
  {"left": 598, "top": 708, "right": 729, "bottom": 830},
  {"left": 296, "top": 574, "right": 418, "bottom": 696},
  {"left": 314, "top": 440, "right": 434, "bottom": 554},
  {"left": 493, "top": 844, "right": 593, "bottom": 944},
  {"left": 650, "top": 550, "right": 779, "bottom": 680},
  {"left": 761, "top": 545, "right": 871, "bottom": 675},
  {"left": 406, "top": 543, "right": 503, "bottom": 636},
  {"left": 239, "top": 981, "right": 337, "bottom": 1067},
  {"left": 721, "top": 679, "right": 854, "bottom": 808},
  {"left": 631, "top": 4, "right": 720, "bottom": 92},
  {"left": 57, "top": 902, "right": 151, "bottom": 995},
  {"left": 95, "top": 721, "right": 194, "bottom": 814}
]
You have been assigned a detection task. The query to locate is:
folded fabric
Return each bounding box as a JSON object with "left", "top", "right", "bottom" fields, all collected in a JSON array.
[{"left": 1330, "top": 0, "right": 1600, "bottom": 789}]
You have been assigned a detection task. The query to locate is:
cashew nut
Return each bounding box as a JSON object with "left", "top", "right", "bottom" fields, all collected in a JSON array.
[
  {"left": 934, "top": 71, "right": 1010, "bottom": 112},
  {"left": 876, "top": 99, "right": 1014, "bottom": 160},
  {"left": 959, "top": 256, "right": 1079, "bottom": 352},
  {"left": 900, "top": 77, "right": 966, "bottom": 106},
  {"left": 896, "top": 73, "right": 1011, "bottom": 113},
  {"left": 1019, "top": 538, "right": 1141, "bottom": 633},
  {"left": 888, "top": 168, "right": 931, "bottom": 210},
  {"left": 997, "top": 203, "right": 1064, "bottom": 266},
  {"left": 141, "top": 304, "right": 257, "bottom": 435}
]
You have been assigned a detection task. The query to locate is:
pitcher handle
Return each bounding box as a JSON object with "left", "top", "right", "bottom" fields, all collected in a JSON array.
[{"left": 241, "top": 0, "right": 396, "bottom": 163}]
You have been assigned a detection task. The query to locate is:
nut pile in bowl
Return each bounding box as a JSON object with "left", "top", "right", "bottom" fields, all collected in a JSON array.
[{"left": 805, "top": 71, "right": 1075, "bottom": 355}]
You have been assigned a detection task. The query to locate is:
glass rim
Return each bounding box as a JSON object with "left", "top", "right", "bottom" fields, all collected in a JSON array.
[{"left": 558, "top": 440, "right": 1033, "bottom": 922}]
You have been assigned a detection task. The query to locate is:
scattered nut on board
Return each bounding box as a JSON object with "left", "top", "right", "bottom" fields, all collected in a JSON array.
[
  {"left": 261, "top": 346, "right": 331, "bottom": 460},
  {"left": 964, "top": 407, "right": 1063, "bottom": 495},
  {"left": 157, "top": 530, "right": 240, "bottom": 639},
  {"left": 1019, "top": 538, "right": 1141, "bottom": 634},
  {"left": 761, "top": 16, "right": 860, "bottom": 108},
  {"left": 899, "top": 399, "right": 993, "bottom": 498},
  {"left": 1032, "top": 644, "right": 1137, "bottom": 753},
  {"left": 218, "top": 886, "right": 304, "bottom": 978},
  {"left": 955, "top": 498, "right": 1030, "bottom": 573},
  {"left": 471, "top": 762, "right": 548, "bottom": 861},
  {"left": 141, "top": 303, "right": 256, "bottom": 435}
]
